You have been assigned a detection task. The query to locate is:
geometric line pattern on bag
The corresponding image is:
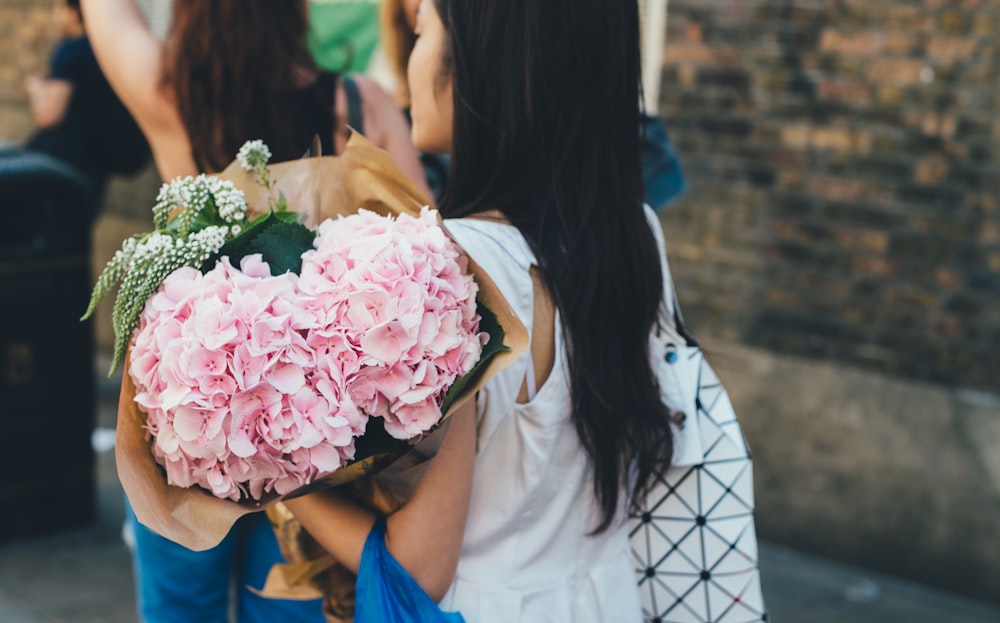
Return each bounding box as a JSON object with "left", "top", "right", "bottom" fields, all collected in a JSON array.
[{"left": 631, "top": 349, "right": 768, "bottom": 623}]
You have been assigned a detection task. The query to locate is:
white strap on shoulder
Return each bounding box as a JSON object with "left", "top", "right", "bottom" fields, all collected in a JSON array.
[{"left": 645, "top": 206, "right": 686, "bottom": 345}]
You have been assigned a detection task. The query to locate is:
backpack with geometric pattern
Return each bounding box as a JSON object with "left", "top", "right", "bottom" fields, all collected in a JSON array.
[{"left": 630, "top": 241, "right": 768, "bottom": 623}]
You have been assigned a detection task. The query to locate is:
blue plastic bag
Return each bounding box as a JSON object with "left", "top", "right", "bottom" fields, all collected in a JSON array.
[{"left": 354, "top": 518, "right": 466, "bottom": 623}]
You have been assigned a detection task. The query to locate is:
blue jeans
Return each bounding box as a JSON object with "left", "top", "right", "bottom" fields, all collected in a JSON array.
[{"left": 124, "top": 500, "right": 325, "bottom": 623}]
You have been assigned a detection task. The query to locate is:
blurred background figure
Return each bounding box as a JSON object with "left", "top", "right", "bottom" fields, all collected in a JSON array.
[
  {"left": 78, "top": 0, "right": 427, "bottom": 621},
  {"left": 81, "top": 0, "right": 426, "bottom": 182},
  {"left": 5, "top": 0, "right": 149, "bottom": 214}
]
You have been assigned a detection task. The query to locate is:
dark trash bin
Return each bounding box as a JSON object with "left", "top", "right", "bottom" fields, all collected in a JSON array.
[
  {"left": 0, "top": 149, "right": 99, "bottom": 258},
  {"left": 0, "top": 151, "right": 98, "bottom": 540}
]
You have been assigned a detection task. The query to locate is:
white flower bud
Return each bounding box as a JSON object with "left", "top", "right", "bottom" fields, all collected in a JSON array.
[{"left": 236, "top": 139, "right": 272, "bottom": 172}]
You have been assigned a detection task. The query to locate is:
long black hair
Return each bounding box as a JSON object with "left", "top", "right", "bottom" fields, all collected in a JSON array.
[{"left": 434, "top": 0, "right": 674, "bottom": 532}]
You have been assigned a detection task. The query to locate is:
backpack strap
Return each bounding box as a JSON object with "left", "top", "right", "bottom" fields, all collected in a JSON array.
[
  {"left": 646, "top": 206, "right": 698, "bottom": 348},
  {"left": 342, "top": 76, "right": 365, "bottom": 137}
]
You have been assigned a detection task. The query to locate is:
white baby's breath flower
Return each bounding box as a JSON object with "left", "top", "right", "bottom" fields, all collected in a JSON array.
[
  {"left": 132, "top": 232, "right": 174, "bottom": 264},
  {"left": 214, "top": 185, "right": 247, "bottom": 223},
  {"left": 188, "top": 225, "right": 229, "bottom": 256},
  {"left": 94, "top": 141, "right": 279, "bottom": 375},
  {"left": 237, "top": 140, "right": 272, "bottom": 172},
  {"left": 153, "top": 176, "right": 194, "bottom": 229},
  {"left": 151, "top": 175, "right": 247, "bottom": 231}
]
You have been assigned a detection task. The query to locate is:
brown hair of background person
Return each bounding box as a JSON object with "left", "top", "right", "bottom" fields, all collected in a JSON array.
[
  {"left": 80, "top": 0, "right": 428, "bottom": 193},
  {"left": 162, "top": 1, "right": 319, "bottom": 173}
]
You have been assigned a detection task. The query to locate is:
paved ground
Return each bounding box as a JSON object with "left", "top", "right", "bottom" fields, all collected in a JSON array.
[{"left": 1, "top": 363, "right": 999, "bottom": 623}]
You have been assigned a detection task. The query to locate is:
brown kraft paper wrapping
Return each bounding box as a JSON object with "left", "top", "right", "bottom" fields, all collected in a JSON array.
[{"left": 115, "top": 133, "right": 527, "bottom": 575}]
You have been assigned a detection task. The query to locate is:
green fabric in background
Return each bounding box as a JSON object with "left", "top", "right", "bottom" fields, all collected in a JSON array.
[{"left": 307, "top": 0, "right": 382, "bottom": 74}]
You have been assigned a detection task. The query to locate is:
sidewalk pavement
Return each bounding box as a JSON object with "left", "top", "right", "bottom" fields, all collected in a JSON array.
[{"left": 1, "top": 361, "right": 999, "bottom": 623}]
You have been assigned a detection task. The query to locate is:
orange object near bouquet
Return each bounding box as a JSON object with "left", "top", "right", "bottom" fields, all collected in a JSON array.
[{"left": 91, "top": 133, "right": 526, "bottom": 552}]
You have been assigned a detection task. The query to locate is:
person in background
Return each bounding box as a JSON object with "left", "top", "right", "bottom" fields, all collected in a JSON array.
[
  {"left": 18, "top": 0, "right": 149, "bottom": 211},
  {"left": 284, "top": 0, "right": 677, "bottom": 620},
  {"left": 80, "top": 0, "right": 427, "bottom": 185},
  {"left": 78, "top": 1, "right": 428, "bottom": 622}
]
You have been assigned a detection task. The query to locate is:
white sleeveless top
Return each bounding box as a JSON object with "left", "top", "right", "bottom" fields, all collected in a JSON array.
[{"left": 438, "top": 218, "right": 643, "bottom": 623}]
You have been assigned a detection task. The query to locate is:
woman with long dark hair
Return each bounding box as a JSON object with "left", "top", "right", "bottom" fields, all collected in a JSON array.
[
  {"left": 78, "top": 2, "right": 428, "bottom": 621},
  {"left": 285, "top": 0, "right": 675, "bottom": 619}
]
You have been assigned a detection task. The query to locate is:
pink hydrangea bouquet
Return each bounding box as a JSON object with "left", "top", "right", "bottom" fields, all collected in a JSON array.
[
  {"left": 84, "top": 139, "right": 508, "bottom": 506},
  {"left": 128, "top": 208, "right": 484, "bottom": 501}
]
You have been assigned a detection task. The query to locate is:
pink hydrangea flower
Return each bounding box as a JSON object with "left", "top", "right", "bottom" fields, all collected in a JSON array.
[{"left": 130, "top": 209, "right": 485, "bottom": 501}]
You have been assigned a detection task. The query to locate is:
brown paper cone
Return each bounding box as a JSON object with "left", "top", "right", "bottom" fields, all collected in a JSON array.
[
  {"left": 116, "top": 133, "right": 528, "bottom": 551},
  {"left": 254, "top": 427, "right": 445, "bottom": 608}
]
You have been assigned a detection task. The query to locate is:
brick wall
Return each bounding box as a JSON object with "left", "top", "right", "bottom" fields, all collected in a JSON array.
[
  {"left": 0, "top": 1, "right": 52, "bottom": 142},
  {"left": 658, "top": 0, "right": 1000, "bottom": 392}
]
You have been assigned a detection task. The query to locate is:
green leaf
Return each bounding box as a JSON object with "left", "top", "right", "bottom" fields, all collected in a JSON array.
[
  {"left": 205, "top": 212, "right": 274, "bottom": 266},
  {"left": 272, "top": 209, "right": 301, "bottom": 224},
  {"left": 201, "top": 212, "right": 315, "bottom": 274},
  {"left": 81, "top": 251, "right": 125, "bottom": 321},
  {"left": 253, "top": 221, "right": 315, "bottom": 274},
  {"left": 189, "top": 207, "right": 218, "bottom": 232},
  {"left": 440, "top": 302, "right": 509, "bottom": 415},
  {"left": 275, "top": 190, "right": 289, "bottom": 213}
]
